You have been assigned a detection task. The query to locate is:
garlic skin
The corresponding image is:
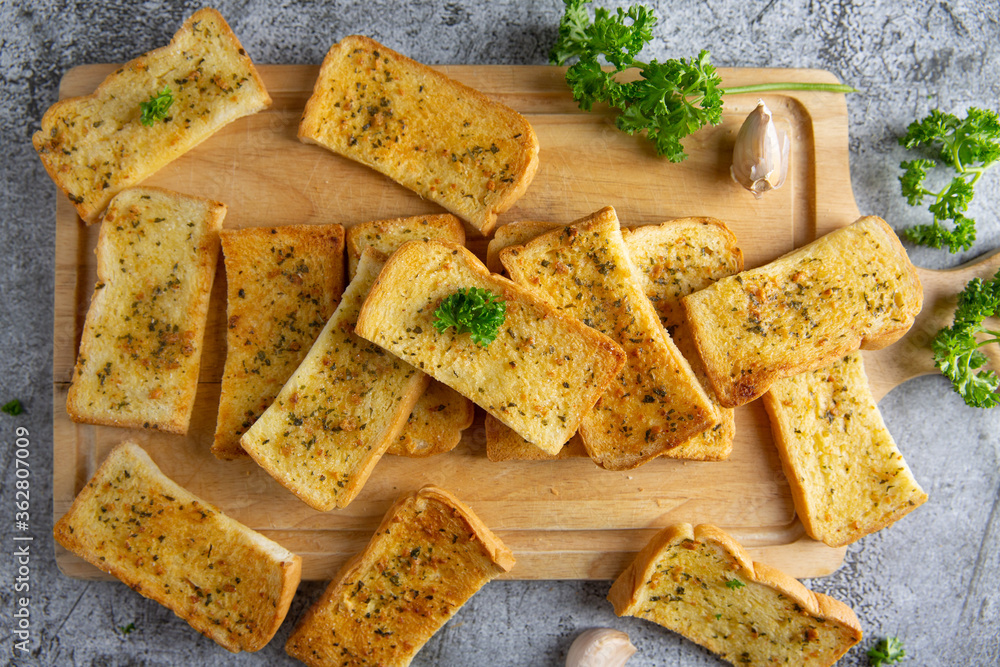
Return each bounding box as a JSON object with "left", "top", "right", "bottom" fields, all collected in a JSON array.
[
  {"left": 731, "top": 100, "right": 790, "bottom": 198},
  {"left": 566, "top": 628, "right": 637, "bottom": 667}
]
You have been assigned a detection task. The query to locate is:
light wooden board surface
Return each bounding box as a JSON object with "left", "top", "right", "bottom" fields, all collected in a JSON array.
[{"left": 52, "top": 64, "right": 1000, "bottom": 581}]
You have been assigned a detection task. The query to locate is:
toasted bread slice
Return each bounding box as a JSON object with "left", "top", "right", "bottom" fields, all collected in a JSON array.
[
  {"left": 391, "top": 378, "right": 475, "bottom": 457},
  {"left": 608, "top": 523, "right": 862, "bottom": 667},
  {"left": 624, "top": 219, "right": 742, "bottom": 462},
  {"left": 485, "top": 421, "right": 588, "bottom": 461},
  {"left": 763, "top": 352, "right": 928, "bottom": 546},
  {"left": 486, "top": 217, "right": 741, "bottom": 463},
  {"left": 213, "top": 224, "right": 346, "bottom": 459},
  {"left": 499, "top": 208, "right": 717, "bottom": 470},
  {"left": 53, "top": 442, "right": 301, "bottom": 653},
  {"left": 65, "top": 186, "right": 225, "bottom": 434},
  {"left": 346, "top": 214, "right": 473, "bottom": 457},
  {"left": 485, "top": 221, "right": 589, "bottom": 462},
  {"left": 683, "top": 216, "right": 923, "bottom": 408},
  {"left": 622, "top": 218, "right": 744, "bottom": 328},
  {"left": 240, "top": 249, "right": 429, "bottom": 511},
  {"left": 299, "top": 35, "right": 538, "bottom": 235},
  {"left": 286, "top": 486, "right": 513, "bottom": 667},
  {"left": 486, "top": 220, "right": 559, "bottom": 274},
  {"left": 346, "top": 214, "right": 466, "bottom": 279},
  {"left": 354, "top": 240, "right": 626, "bottom": 455},
  {"left": 33, "top": 8, "right": 270, "bottom": 224}
]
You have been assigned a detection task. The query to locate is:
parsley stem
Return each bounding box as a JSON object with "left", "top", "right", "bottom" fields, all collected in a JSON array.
[
  {"left": 622, "top": 63, "right": 856, "bottom": 97},
  {"left": 721, "top": 82, "right": 857, "bottom": 95}
]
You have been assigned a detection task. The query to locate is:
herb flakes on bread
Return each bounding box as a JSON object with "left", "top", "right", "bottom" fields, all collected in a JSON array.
[
  {"left": 240, "top": 248, "right": 428, "bottom": 511},
  {"left": 33, "top": 8, "right": 270, "bottom": 224},
  {"left": 763, "top": 352, "right": 928, "bottom": 546},
  {"left": 53, "top": 442, "right": 301, "bottom": 654},
  {"left": 346, "top": 214, "right": 474, "bottom": 458},
  {"left": 683, "top": 216, "right": 923, "bottom": 408},
  {"left": 213, "top": 224, "right": 346, "bottom": 459},
  {"left": 487, "top": 217, "right": 742, "bottom": 463},
  {"left": 345, "top": 213, "right": 466, "bottom": 279},
  {"left": 354, "top": 239, "right": 626, "bottom": 455},
  {"left": 624, "top": 218, "right": 743, "bottom": 462},
  {"left": 65, "top": 186, "right": 225, "bottom": 434},
  {"left": 608, "top": 523, "right": 862, "bottom": 667},
  {"left": 299, "top": 35, "right": 539, "bottom": 236},
  {"left": 286, "top": 485, "right": 513, "bottom": 667},
  {"left": 499, "top": 207, "right": 718, "bottom": 470}
]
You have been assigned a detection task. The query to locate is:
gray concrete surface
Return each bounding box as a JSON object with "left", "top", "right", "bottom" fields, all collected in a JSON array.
[{"left": 1, "top": 0, "right": 998, "bottom": 665}]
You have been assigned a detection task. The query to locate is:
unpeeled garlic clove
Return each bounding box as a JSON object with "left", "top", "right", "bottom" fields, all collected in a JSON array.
[
  {"left": 731, "top": 99, "right": 790, "bottom": 198},
  {"left": 566, "top": 628, "right": 637, "bottom": 667}
]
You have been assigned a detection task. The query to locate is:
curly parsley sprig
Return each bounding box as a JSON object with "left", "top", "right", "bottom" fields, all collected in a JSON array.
[
  {"left": 550, "top": 0, "right": 856, "bottom": 162},
  {"left": 433, "top": 287, "right": 506, "bottom": 348},
  {"left": 932, "top": 267, "right": 1000, "bottom": 408},
  {"left": 139, "top": 87, "right": 174, "bottom": 126},
  {"left": 898, "top": 107, "right": 1000, "bottom": 253},
  {"left": 867, "top": 636, "right": 907, "bottom": 666}
]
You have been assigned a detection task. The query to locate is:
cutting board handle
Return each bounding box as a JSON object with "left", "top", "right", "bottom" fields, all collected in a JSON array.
[{"left": 864, "top": 249, "right": 1000, "bottom": 401}]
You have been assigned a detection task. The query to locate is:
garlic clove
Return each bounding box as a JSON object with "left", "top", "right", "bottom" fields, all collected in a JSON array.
[
  {"left": 731, "top": 100, "right": 790, "bottom": 198},
  {"left": 566, "top": 628, "right": 637, "bottom": 667}
]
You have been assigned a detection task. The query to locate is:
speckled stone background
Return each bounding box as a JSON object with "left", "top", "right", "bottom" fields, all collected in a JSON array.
[{"left": 1, "top": 1, "right": 998, "bottom": 665}]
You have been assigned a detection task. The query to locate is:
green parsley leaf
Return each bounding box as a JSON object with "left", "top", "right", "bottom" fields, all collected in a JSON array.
[
  {"left": 139, "top": 87, "right": 174, "bottom": 126},
  {"left": 549, "top": 0, "right": 855, "bottom": 162},
  {"left": 118, "top": 622, "right": 136, "bottom": 635},
  {"left": 433, "top": 287, "right": 506, "bottom": 347},
  {"left": 899, "top": 159, "right": 934, "bottom": 206},
  {"left": 724, "top": 578, "right": 745, "bottom": 590},
  {"left": 549, "top": 0, "right": 598, "bottom": 66},
  {"left": 2, "top": 399, "right": 23, "bottom": 416},
  {"left": 903, "top": 216, "right": 977, "bottom": 253},
  {"left": 898, "top": 107, "right": 1000, "bottom": 253},
  {"left": 932, "top": 268, "right": 1000, "bottom": 408},
  {"left": 867, "top": 636, "right": 906, "bottom": 666}
]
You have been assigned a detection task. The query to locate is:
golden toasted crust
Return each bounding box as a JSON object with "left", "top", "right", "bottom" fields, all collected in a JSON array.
[
  {"left": 346, "top": 214, "right": 466, "bottom": 279},
  {"left": 285, "top": 486, "right": 513, "bottom": 666},
  {"left": 240, "top": 249, "right": 429, "bottom": 511},
  {"left": 299, "top": 35, "right": 538, "bottom": 235},
  {"left": 389, "top": 379, "right": 475, "bottom": 457},
  {"left": 484, "top": 416, "right": 588, "bottom": 461},
  {"left": 486, "top": 220, "right": 560, "bottom": 273},
  {"left": 65, "top": 186, "right": 225, "bottom": 434},
  {"left": 33, "top": 8, "right": 270, "bottom": 223},
  {"left": 763, "top": 352, "right": 928, "bottom": 546},
  {"left": 622, "top": 218, "right": 744, "bottom": 328},
  {"left": 53, "top": 442, "right": 302, "bottom": 653},
  {"left": 345, "top": 214, "right": 473, "bottom": 458},
  {"left": 500, "top": 208, "right": 717, "bottom": 470},
  {"left": 354, "top": 239, "right": 626, "bottom": 455},
  {"left": 608, "top": 523, "right": 862, "bottom": 667},
  {"left": 683, "top": 216, "right": 923, "bottom": 408},
  {"left": 213, "top": 224, "right": 345, "bottom": 459},
  {"left": 663, "top": 327, "right": 735, "bottom": 461}
]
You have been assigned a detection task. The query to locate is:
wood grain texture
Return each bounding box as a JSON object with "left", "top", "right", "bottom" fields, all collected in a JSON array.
[{"left": 53, "top": 63, "right": 966, "bottom": 582}]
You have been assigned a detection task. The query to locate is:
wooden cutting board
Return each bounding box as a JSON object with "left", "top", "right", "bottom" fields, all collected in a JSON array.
[{"left": 52, "top": 64, "right": 1000, "bottom": 581}]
